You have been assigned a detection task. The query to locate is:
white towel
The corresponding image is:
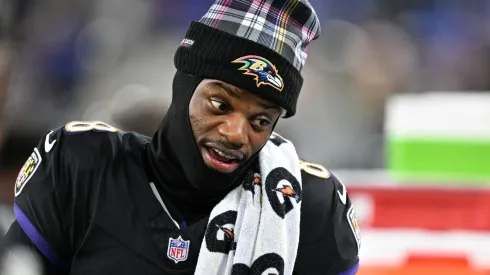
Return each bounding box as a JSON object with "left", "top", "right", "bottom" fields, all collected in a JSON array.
[{"left": 195, "top": 135, "right": 302, "bottom": 275}]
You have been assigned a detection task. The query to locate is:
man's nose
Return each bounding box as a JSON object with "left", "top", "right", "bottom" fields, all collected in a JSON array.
[{"left": 218, "top": 114, "right": 249, "bottom": 149}]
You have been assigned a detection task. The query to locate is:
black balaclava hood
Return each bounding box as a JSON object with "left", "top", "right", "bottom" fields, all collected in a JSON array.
[
  {"left": 147, "top": 71, "right": 258, "bottom": 214},
  {"left": 146, "top": 0, "right": 322, "bottom": 220}
]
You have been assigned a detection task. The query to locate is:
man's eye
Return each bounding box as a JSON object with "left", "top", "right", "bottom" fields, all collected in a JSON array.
[
  {"left": 211, "top": 99, "right": 228, "bottom": 111},
  {"left": 251, "top": 118, "right": 271, "bottom": 127}
]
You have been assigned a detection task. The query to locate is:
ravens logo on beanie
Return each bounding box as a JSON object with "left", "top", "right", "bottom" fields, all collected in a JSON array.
[{"left": 174, "top": 0, "right": 321, "bottom": 117}]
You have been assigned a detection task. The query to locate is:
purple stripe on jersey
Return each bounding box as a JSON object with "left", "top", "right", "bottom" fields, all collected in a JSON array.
[
  {"left": 338, "top": 262, "right": 360, "bottom": 275},
  {"left": 14, "top": 203, "right": 62, "bottom": 266}
]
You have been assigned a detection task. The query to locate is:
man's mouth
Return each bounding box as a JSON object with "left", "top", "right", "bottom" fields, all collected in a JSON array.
[
  {"left": 209, "top": 147, "right": 239, "bottom": 162},
  {"left": 202, "top": 145, "right": 243, "bottom": 173}
]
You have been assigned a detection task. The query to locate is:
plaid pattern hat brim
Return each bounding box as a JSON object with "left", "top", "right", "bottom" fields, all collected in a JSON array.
[{"left": 199, "top": 0, "right": 320, "bottom": 72}]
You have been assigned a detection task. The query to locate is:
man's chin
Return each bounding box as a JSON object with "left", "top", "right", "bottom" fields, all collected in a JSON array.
[{"left": 205, "top": 162, "right": 241, "bottom": 174}]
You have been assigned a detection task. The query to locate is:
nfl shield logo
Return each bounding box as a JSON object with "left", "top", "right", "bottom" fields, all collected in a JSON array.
[{"left": 167, "top": 236, "right": 190, "bottom": 263}]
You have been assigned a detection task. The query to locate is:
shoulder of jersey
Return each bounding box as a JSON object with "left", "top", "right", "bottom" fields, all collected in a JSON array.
[
  {"left": 299, "top": 158, "right": 342, "bottom": 205},
  {"left": 46, "top": 121, "right": 147, "bottom": 166},
  {"left": 299, "top": 159, "right": 345, "bottom": 192},
  {"left": 268, "top": 133, "right": 336, "bottom": 187},
  {"left": 299, "top": 159, "right": 333, "bottom": 183}
]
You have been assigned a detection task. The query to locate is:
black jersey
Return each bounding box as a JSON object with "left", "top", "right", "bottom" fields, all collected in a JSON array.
[{"left": 4, "top": 122, "right": 360, "bottom": 275}]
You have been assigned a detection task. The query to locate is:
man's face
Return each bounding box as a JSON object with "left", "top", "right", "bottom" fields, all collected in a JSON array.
[{"left": 189, "top": 79, "right": 282, "bottom": 174}]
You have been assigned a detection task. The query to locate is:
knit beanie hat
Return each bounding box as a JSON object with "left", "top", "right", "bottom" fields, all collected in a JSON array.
[{"left": 174, "top": 0, "right": 321, "bottom": 117}]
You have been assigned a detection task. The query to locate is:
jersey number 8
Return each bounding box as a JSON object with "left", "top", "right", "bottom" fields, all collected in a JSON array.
[
  {"left": 299, "top": 159, "right": 330, "bottom": 179},
  {"left": 64, "top": 121, "right": 118, "bottom": 133}
]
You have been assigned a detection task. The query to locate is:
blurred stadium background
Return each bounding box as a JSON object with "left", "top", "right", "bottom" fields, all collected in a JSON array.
[{"left": 1, "top": 0, "right": 490, "bottom": 274}]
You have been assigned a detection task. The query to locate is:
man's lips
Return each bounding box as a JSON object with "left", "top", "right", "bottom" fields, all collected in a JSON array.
[
  {"left": 200, "top": 141, "right": 248, "bottom": 173},
  {"left": 203, "top": 143, "right": 245, "bottom": 162},
  {"left": 202, "top": 146, "right": 241, "bottom": 173}
]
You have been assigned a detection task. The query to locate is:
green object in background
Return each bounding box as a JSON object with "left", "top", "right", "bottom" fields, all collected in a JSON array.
[
  {"left": 385, "top": 93, "right": 490, "bottom": 183},
  {"left": 387, "top": 138, "right": 490, "bottom": 182}
]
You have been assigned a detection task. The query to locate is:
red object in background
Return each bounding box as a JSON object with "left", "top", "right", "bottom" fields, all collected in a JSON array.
[
  {"left": 405, "top": 254, "right": 470, "bottom": 266},
  {"left": 348, "top": 186, "right": 490, "bottom": 230},
  {"left": 358, "top": 254, "right": 489, "bottom": 275}
]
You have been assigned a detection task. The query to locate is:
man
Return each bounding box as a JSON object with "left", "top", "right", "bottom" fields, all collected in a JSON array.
[{"left": 2, "top": 0, "right": 360, "bottom": 274}]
